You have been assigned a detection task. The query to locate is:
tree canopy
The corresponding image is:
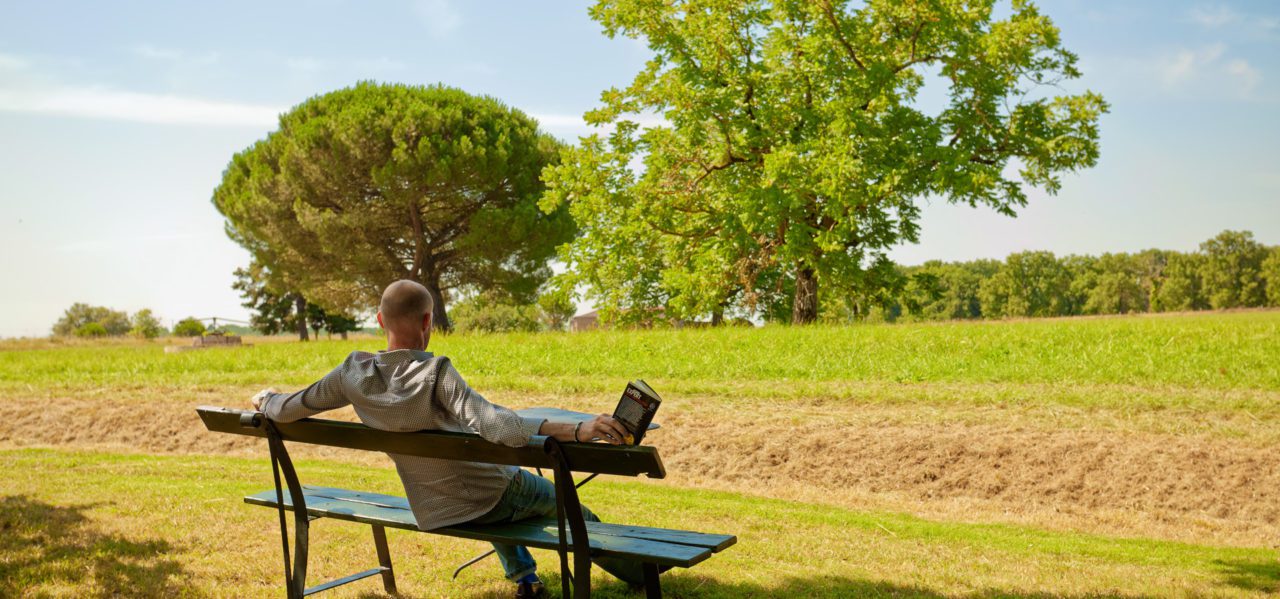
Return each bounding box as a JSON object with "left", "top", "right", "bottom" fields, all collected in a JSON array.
[
  {"left": 213, "top": 82, "right": 575, "bottom": 331},
  {"left": 542, "top": 0, "right": 1107, "bottom": 324},
  {"left": 840, "top": 229, "right": 1277, "bottom": 324},
  {"left": 52, "top": 303, "right": 130, "bottom": 337},
  {"left": 172, "top": 318, "right": 206, "bottom": 337}
]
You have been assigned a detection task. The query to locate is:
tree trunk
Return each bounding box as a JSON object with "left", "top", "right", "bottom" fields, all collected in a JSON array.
[
  {"left": 294, "top": 296, "right": 310, "bottom": 342},
  {"left": 792, "top": 266, "right": 818, "bottom": 325},
  {"left": 711, "top": 308, "right": 724, "bottom": 326},
  {"left": 424, "top": 277, "right": 451, "bottom": 332},
  {"left": 340, "top": 331, "right": 348, "bottom": 340}
]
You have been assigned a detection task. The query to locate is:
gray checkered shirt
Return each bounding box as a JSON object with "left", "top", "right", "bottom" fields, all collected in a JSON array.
[{"left": 258, "top": 349, "right": 546, "bottom": 530}]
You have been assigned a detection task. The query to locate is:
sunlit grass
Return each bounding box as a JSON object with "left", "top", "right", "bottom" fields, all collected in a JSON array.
[
  {"left": 2, "top": 448, "right": 1275, "bottom": 598},
  {"left": 2, "top": 311, "right": 1277, "bottom": 397}
]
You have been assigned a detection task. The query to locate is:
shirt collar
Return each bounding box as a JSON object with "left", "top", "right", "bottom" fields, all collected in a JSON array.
[{"left": 376, "top": 348, "right": 435, "bottom": 362}]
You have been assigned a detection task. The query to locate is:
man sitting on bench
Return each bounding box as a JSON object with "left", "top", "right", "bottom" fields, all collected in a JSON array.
[{"left": 250, "top": 280, "right": 643, "bottom": 599}]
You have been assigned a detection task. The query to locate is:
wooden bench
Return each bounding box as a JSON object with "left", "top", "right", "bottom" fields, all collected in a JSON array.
[{"left": 197, "top": 406, "right": 735, "bottom": 598}]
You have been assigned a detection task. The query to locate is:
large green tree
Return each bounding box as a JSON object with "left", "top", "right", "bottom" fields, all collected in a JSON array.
[
  {"left": 213, "top": 82, "right": 575, "bottom": 332},
  {"left": 1198, "top": 230, "right": 1267, "bottom": 309},
  {"left": 232, "top": 262, "right": 309, "bottom": 340},
  {"left": 52, "top": 303, "right": 130, "bottom": 336},
  {"left": 129, "top": 309, "right": 166, "bottom": 339},
  {"left": 1152, "top": 252, "right": 1205, "bottom": 313},
  {"left": 542, "top": 0, "right": 1107, "bottom": 324},
  {"left": 1079, "top": 253, "right": 1148, "bottom": 315},
  {"left": 979, "top": 251, "right": 1072, "bottom": 318},
  {"left": 1263, "top": 246, "right": 1280, "bottom": 308}
]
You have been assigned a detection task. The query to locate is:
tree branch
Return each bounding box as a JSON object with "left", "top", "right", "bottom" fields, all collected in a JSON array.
[{"left": 819, "top": 0, "right": 866, "bottom": 71}]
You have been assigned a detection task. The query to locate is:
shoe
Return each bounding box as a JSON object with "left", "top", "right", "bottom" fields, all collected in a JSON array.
[{"left": 515, "top": 581, "right": 545, "bottom": 599}]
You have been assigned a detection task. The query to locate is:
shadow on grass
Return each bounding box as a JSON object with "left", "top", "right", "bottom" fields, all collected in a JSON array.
[
  {"left": 1215, "top": 558, "right": 1280, "bottom": 594},
  {"left": 364, "top": 572, "right": 1162, "bottom": 599},
  {"left": 0, "top": 495, "right": 197, "bottom": 597}
]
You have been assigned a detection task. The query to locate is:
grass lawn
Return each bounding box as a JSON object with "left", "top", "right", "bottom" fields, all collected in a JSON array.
[
  {"left": 3, "top": 310, "right": 1277, "bottom": 398},
  {"left": 3, "top": 311, "right": 1279, "bottom": 595},
  {"left": 2, "top": 448, "right": 1276, "bottom": 598}
]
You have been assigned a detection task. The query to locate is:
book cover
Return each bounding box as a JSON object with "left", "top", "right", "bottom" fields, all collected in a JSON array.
[{"left": 612, "top": 379, "right": 662, "bottom": 444}]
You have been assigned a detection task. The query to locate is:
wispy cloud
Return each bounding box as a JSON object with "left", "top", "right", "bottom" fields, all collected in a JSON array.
[
  {"left": 1225, "top": 59, "right": 1261, "bottom": 93},
  {"left": 0, "top": 84, "right": 282, "bottom": 127},
  {"left": 1159, "top": 44, "right": 1226, "bottom": 86},
  {"left": 1156, "top": 43, "right": 1263, "bottom": 98},
  {"left": 1187, "top": 5, "right": 1239, "bottom": 27},
  {"left": 414, "top": 0, "right": 461, "bottom": 37},
  {"left": 0, "top": 51, "right": 278, "bottom": 126}
]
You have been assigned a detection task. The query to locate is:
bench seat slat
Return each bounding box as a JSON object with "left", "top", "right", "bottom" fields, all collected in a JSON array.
[
  {"left": 246, "top": 488, "right": 718, "bottom": 568},
  {"left": 300, "top": 486, "right": 410, "bottom": 509},
  {"left": 293, "top": 486, "right": 734, "bottom": 552},
  {"left": 437, "top": 522, "right": 712, "bottom": 568},
  {"left": 246, "top": 492, "right": 419, "bottom": 530}
]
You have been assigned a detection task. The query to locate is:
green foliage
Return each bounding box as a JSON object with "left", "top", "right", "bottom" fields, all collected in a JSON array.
[
  {"left": 448, "top": 293, "right": 541, "bottom": 334},
  {"left": 304, "top": 302, "right": 361, "bottom": 340},
  {"left": 1153, "top": 252, "right": 1206, "bottom": 312},
  {"left": 52, "top": 303, "right": 130, "bottom": 337},
  {"left": 824, "top": 231, "right": 1272, "bottom": 322},
  {"left": 5, "top": 311, "right": 1278, "bottom": 397},
  {"left": 1198, "top": 230, "right": 1268, "bottom": 309},
  {"left": 1080, "top": 253, "right": 1148, "bottom": 315},
  {"left": 172, "top": 318, "right": 206, "bottom": 338},
  {"left": 1264, "top": 247, "right": 1280, "bottom": 308},
  {"left": 537, "top": 286, "right": 578, "bottom": 331},
  {"left": 128, "top": 309, "right": 165, "bottom": 339},
  {"left": 903, "top": 260, "right": 998, "bottom": 321},
  {"left": 213, "top": 82, "right": 575, "bottom": 332},
  {"left": 232, "top": 263, "right": 301, "bottom": 337},
  {"left": 543, "top": 0, "right": 1107, "bottom": 324},
  {"left": 72, "top": 322, "right": 108, "bottom": 338},
  {"left": 979, "top": 251, "right": 1074, "bottom": 318}
]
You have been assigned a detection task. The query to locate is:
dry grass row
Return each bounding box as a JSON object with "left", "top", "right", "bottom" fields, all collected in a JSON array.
[{"left": 3, "top": 385, "right": 1277, "bottom": 549}]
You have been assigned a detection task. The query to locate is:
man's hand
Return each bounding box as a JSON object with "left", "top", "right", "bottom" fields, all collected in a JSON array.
[
  {"left": 579, "top": 414, "right": 630, "bottom": 445},
  {"left": 251, "top": 388, "right": 278, "bottom": 411}
]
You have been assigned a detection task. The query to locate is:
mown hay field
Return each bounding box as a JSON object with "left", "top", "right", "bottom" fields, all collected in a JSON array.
[{"left": 1, "top": 310, "right": 1278, "bottom": 597}]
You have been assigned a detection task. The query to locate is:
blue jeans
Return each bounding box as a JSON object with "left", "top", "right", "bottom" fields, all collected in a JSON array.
[{"left": 469, "top": 468, "right": 644, "bottom": 585}]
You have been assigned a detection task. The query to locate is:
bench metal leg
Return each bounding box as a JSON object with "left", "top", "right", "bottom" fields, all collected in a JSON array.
[
  {"left": 372, "top": 525, "right": 397, "bottom": 594},
  {"left": 642, "top": 563, "right": 661, "bottom": 599}
]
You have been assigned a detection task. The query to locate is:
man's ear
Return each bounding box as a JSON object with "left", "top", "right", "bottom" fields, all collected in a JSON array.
[
  {"left": 376, "top": 312, "right": 385, "bottom": 330},
  {"left": 422, "top": 312, "right": 432, "bottom": 332}
]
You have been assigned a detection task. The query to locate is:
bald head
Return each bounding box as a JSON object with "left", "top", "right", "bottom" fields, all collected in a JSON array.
[{"left": 379, "top": 280, "right": 434, "bottom": 334}]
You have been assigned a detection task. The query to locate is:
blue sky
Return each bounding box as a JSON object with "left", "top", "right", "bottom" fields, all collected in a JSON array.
[{"left": 1, "top": 1, "right": 1277, "bottom": 337}]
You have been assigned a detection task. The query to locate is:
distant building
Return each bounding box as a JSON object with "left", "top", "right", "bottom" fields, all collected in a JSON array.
[{"left": 570, "top": 311, "right": 599, "bottom": 332}]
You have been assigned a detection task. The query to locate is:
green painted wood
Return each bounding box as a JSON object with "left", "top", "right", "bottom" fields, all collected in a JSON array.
[
  {"left": 302, "top": 486, "right": 410, "bottom": 510},
  {"left": 580, "top": 522, "right": 736, "bottom": 553},
  {"left": 438, "top": 521, "right": 712, "bottom": 568},
  {"left": 246, "top": 488, "right": 716, "bottom": 568},
  {"left": 245, "top": 490, "right": 419, "bottom": 531},
  {"left": 198, "top": 406, "right": 666, "bottom": 478},
  {"left": 293, "top": 487, "right": 733, "bottom": 551}
]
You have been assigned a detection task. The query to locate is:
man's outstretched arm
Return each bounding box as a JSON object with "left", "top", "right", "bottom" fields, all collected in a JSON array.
[
  {"left": 436, "top": 359, "right": 627, "bottom": 446},
  {"left": 252, "top": 360, "right": 353, "bottom": 423}
]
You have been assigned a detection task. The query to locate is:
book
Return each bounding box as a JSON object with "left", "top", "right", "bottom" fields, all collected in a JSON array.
[{"left": 612, "top": 379, "right": 662, "bottom": 445}]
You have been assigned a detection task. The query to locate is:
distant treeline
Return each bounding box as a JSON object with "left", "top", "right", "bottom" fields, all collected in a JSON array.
[{"left": 830, "top": 230, "right": 1280, "bottom": 323}]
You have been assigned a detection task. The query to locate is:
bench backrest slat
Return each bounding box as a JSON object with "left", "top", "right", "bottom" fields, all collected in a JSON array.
[{"left": 197, "top": 406, "right": 666, "bottom": 478}]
